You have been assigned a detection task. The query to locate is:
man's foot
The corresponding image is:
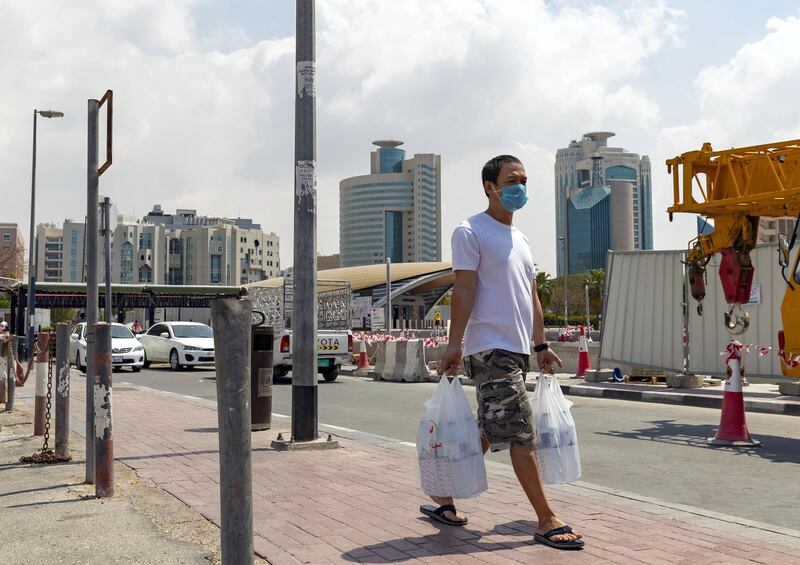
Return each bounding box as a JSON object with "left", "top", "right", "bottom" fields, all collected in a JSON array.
[{"left": 535, "top": 516, "right": 583, "bottom": 548}]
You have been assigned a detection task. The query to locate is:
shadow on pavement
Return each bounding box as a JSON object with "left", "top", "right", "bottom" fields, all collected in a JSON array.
[
  {"left": 0, "top": 482, "right": 84, "bottom": 498},
  {"left": 342, "top": 518, "right": 540, "bottom": 562},
  {"left": 596, "top": 419, "right": 800, "bottom": 464}
]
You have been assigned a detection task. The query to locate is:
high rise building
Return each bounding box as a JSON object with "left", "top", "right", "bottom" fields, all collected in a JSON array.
[
  {"left": 36, "top": 223, "right": 64, "bottom": 282},
  {"left": 555, "top": 132, "right": 652, "bottom": 275},
  {"left": 340, "top": 140, "right": 441, "bottom": 267},
  {"left": 0, "top": 223, "right": 25, "bottom": 279},
  {"left": 39, "top": 205, "right": 279, "bottom": 286}
]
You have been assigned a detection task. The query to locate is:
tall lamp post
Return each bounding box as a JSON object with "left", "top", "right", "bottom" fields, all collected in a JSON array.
[
  {"left": 558, "top": 235, "right": 568, "bottom": 333},
  {"left": 27, "top": 109, "right": 64, "bottom": 357}
]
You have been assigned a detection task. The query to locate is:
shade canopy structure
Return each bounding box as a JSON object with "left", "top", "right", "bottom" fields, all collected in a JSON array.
[{"left": 246, "top": 261, "right": 454, "bottom": 316}]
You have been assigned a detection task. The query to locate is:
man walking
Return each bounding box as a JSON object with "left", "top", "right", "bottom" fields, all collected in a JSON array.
[{"left": 420, "top": 155, "right": 584, "bottom": 550}]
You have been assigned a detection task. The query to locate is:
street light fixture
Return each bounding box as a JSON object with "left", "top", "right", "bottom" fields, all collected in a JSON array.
[{"left": 27, "top": 108, "right": 64, "bottom": 357}]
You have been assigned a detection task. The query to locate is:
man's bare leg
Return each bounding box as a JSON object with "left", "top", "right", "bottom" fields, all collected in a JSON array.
[
  {"left": 510, "top": 444, "right": 582, "bottom": 543},
  {"left": 428, "top": 437, "right": 491, "bottom": 521}
]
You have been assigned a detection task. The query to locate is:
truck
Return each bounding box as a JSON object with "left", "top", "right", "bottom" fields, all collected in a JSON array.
[{"left": 249, "top": 276, "right": 354, "bottom": 382}]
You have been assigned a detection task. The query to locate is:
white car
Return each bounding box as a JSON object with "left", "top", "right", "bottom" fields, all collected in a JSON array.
[
  {"left": 70, "top": 322, "right": 145, "bottom": 372},
  {"left": 138, "top": 322, "right": 215, "bottom": 371}
]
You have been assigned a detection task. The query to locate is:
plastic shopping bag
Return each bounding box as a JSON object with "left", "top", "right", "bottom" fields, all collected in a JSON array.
[
  {"left": 416, "top": 376, "right": 488, "bottom": 498},
  {"left": 531, "top": 373, "right": 581, "bottom": 484}
]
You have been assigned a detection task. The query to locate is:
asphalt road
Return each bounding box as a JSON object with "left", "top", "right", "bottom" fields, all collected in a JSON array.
[{"left": 116, "top": 364, "right": 800, "bottom": 530}]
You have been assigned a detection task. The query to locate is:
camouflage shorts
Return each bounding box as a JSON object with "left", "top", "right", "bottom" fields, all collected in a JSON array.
[{"left": 465, "top": 349, "right": 534, "bottom": 452}]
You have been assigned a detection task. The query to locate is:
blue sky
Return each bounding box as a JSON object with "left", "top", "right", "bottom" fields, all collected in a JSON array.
[{"left": 1, "top": 0, "right": 799, "bottom": 274}]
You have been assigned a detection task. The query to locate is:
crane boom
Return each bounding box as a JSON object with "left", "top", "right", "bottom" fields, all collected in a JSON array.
[{"left": 667, "top": 139, "right": 800, "bottom": 378}]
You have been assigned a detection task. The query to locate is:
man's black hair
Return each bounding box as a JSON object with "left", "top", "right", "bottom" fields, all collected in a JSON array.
[{"left": 482, "top": 154, "right": 522, "bottom": 187}]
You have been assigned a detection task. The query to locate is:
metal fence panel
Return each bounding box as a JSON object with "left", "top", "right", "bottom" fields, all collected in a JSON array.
[{"left": 600, "top": 250, "right": 685, "bottom": 372}]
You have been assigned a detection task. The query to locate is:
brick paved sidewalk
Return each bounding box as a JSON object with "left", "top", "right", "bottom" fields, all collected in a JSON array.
[{"left": 65, "top": 375, "right": 800, "bottom": 564}]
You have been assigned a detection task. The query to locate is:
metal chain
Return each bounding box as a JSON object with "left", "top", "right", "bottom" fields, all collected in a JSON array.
[
  {"left": 20, "top": 334, "right": 69, "bottom": 464},
  {"left": 41, "top": 338, "right": 55, "bottom": 453}
]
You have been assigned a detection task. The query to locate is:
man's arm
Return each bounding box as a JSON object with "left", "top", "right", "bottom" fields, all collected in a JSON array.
[
  {"left": 440, "top": 270, "right": 476, "bottom": 375},
  {"left": 532, "top": 277, "right": 562, "bottom": 373}
]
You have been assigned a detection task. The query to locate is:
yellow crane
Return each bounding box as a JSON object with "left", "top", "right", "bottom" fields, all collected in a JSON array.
[{"left": 666, "top": 139, "right": 800, "bottom": 378}]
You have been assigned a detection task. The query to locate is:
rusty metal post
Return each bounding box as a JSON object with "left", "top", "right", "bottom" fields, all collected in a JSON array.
[
  {"left": 5, "top": 338, "right": 14, "bottom": 412},
  {"left": 94, "top": 323, "right": 113, "bottom": 497},
  {"left": 55, "top": 324, "right": 70, "bottom": 459},
  {"left": 211, "top": 298, "right": 253, "bottom": 564},
  {"left": 33, "top": 332, "right": 50, "bottom": 436}
]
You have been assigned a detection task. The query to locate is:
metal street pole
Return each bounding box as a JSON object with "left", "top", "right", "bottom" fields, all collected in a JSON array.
[
  {"left": 27, "top": 109, "right": 64, "bottom": 359},
  {"left": 103, "top": 197, "right": 112, "bottom": 323},
  {"left": 55, "top": 324, "right": 71, "bottom": 460},
  {"left": 26, "top": 110, "right": 37, "bottom": 360},
  {"left": 86, "top": 99, "right": 99, "bottom": 483},
  {"left": 386, "top": 258, "right": 392, "bottom": 333},
  {"left": 559, "top": 236, "right": 568, "bottom": 331},
  {"left": 85, "top": 89, "right": 113, "bottom": 484},
  {"left": 211, "top": 298, "right": 254, "bottom": 564},
  {"left": 291, "top": 0, "right": 318, "bottom": 443},
  {"left": 94, "top": 323, "right": 114, "bottom": 498},
  {"left": 584, "top": 284, "right": 590, "bottom": 331}
]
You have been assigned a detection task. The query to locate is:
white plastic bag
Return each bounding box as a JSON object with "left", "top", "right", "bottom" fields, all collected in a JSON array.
[
  {"left": 417, "top": 376, "right": 488, "bottom": 498},
  {"left": 531, "top": 373, "right": 581, "bottom": 484}
]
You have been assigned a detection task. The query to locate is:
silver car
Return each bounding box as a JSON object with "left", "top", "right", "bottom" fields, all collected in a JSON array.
[{"left": 138, "top": 322, "right": 215, "bottom": 371}]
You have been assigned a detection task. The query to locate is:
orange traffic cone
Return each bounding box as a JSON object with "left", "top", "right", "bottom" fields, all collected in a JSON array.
[
  {"left": 708, "top": 340, "right": 760, "bottom": 447},
  {"left": 576, "top": 326, "right": 591, "bottom": 377},
  {"left": 357, "top": 339, "right": 369, "bottom": 369}
]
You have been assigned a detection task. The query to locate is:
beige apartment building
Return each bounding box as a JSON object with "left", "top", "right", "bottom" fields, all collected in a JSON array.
[{"left": 39, "top": 205, "right": 279, "bottom": 286}]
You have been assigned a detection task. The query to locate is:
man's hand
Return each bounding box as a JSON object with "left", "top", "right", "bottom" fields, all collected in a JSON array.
[
  {"left": 439, "top": 345, "right": 463, "bottom": 376},
  {"left": 536, "top": 349, "right": 562, "bottom": 374}
]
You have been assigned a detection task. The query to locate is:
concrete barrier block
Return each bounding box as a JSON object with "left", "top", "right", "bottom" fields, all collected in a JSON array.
[
  {"left": 372, "top": 340, "right": 428, "bottom": 382},
  {"left": 584, "top": 369, "right": 613, "bottom": 383},
  {"left": 666, "top": 374, "right": 705, "bottom": 389},
  {"left": 778, "top": 381, "right": 800, "bottom": 396}
]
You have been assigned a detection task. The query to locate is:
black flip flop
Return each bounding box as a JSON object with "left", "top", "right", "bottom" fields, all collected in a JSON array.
[
  {"left": 419, "top": 504, "right": 468, "bottom": 526},
  {"left": 534, "top": 525, "right": 584, "bottom": 550}
]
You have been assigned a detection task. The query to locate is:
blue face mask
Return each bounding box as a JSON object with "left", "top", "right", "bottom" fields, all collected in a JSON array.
[{"left": 495, "top": 183, "right": 528, "bottom": 212}]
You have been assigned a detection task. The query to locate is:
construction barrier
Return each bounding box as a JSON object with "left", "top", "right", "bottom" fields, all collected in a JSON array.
[
  {"left": 373, "top": 339, "right": 429, "bottom": 382},
  {"left": 708, "top": 340, "right": 760, "bottom": 447},
  {"left": 576, "top": 326, "right": 591, "bottom": 377}
]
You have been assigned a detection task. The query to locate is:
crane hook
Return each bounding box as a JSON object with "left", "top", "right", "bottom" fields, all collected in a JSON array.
[{"left": 723, "top": 305, "right": 750, "bottom": 335}]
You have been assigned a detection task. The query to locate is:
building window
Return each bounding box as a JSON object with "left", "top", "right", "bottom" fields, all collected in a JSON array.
[
  {"left": 2, "top": 233, "right": 9, "bottom": 241},
  {"left": 138, "top": 265, "right": 152, "bottom": 283},
  {"left": 210, "top": 255, "right": 222, "bottom": 283},
  {"left": 169, "top": 239, "right": 182, "bottom": 254},
  {"left": 139, "top": 232, "right": 152, "bottom": 250},
  {"left": 120, "top": 242, "right": 134, "bottom": 283}
]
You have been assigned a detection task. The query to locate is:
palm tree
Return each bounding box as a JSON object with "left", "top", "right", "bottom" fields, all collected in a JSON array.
[{"left": 535, "top": 271, "right": 555, "bottom": 310}]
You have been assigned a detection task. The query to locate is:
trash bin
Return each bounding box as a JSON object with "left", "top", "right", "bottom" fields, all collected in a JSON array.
[{"left": 251, "top": 326, "right": 274, "bottom": 431}]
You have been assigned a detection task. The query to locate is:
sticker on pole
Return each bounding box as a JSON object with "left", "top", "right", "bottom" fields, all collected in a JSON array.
[
  {"left": 297, "top": 61, "right": 316, "bottom": 98},
  {"left": 295, "top": 160, "right": 317, "bottom": 207}
]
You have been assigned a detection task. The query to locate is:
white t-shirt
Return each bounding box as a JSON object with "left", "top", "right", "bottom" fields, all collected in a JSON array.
[{"left": 451, "top": 212, "right": 536, "bottom": 356}]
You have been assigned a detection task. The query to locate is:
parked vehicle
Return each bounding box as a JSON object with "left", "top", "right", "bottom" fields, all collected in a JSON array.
[
  {"left": 273, "top": 330, "right": 353, "bottom": 382},
  {"left": 70, "top": 322, "right": 144, "bottom": 372},
  {"left": 249, "top": 279, "right": 354, "bottom": 382},
  {"left": 137, "top": 322, "right": 215, "bottom": 371}
]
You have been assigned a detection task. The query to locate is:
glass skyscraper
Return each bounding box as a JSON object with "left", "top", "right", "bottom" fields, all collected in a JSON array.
[
  {"left": 339, "top": 140, "right": 442, "bottom": 267},
  {"left": 554, "top": 132, "right": 653, "bottom": 275}
]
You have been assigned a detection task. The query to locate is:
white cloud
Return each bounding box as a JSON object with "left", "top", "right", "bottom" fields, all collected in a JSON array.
[
  {"left": 0, "top": 0, "right": 685, "bottom": 277},
  {"left": 656, "top": 15, "right": 800, "bottom": 252}
]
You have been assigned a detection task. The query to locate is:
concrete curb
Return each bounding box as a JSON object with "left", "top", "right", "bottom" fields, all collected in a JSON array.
[{"left": 339, "top": 367, "right": 800, "bottom": 417}]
